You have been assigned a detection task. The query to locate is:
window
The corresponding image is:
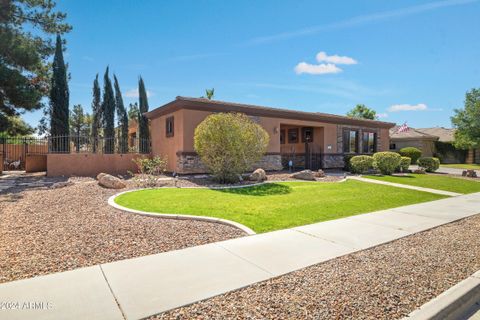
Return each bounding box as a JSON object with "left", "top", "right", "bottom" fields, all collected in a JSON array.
[
  {"left": 280, "top": 129, "right": 285, "bottom": 144},
  {"left": 343, "top": 129, "right": 358, "bottom": 153},
  {"left": 288, "top": 128, "right": 299, "bottom": 143},
  {"left": 166, "top": 116, "right": 174, "bottom": 137},
  {"left": 302, "top": 127, "right": 314, "bottom": 143},
  {"left": 389, "top": 143, "right": 396, "bottom": 150},
  {"left": 362, "top": 132, "right": 377, "bottom": 153}
]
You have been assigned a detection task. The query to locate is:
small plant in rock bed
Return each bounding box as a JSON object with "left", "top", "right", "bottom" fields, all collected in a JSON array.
[
  {"left": 373, "top": 152, "right": 401, "bottom": 175},
  {"left": 398, "top": 157, "right": 411, "bottom": 173},
  {"left": 417, "top": 157, "right": 440, "bottom": 172},
  {"left": 349, "top": 155, "right": 374, "bottom": 174},
  {"left": 131, "top": 156, "right": 168, "bottom": 187}
]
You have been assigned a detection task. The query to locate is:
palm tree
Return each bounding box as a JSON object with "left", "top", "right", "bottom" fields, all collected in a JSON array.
[{"left": 205, "top": 88, "right": 214, "bottom": 100}]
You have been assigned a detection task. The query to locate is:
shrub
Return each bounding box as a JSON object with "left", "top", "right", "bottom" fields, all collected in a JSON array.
[
  {"left": 131, "top": 156, "right": 168, "bottom": 187},
  {"left": 399, "top": 147, "right": 422, "bottom": 164},
  {"left": 417, "top": 157, "right": 440, "bottom": 172},
  {"left": 343, "top": 154, "right": 355, "bottom": 171},
  {"left": 398, "top": 156, "right": 411, "bottom": 172},
  {"left": 194, "top": 112, "right": 269, "bottom": 183},
  {"left": 373, "top": 152, "right": 401, "bottom": 175},
  {"left": 349, "top": 155, "right": 374, "bottom": 174}
]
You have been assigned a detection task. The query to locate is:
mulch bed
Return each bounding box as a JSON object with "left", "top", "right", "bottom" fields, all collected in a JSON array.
[
  {"left": 155, "top": 214, "right": 480, "bottom": 320},
  {"left": 0, "top": 177, "right": 245, "bottom": 284}
]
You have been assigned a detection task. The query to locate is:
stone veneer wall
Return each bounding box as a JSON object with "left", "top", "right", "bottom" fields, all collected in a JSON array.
[
  {"left": 176, "top": 153, "right": 283, "bottom": 174},
  {"left": 322, "top": 154, "right": 344, "bottom": 168}
]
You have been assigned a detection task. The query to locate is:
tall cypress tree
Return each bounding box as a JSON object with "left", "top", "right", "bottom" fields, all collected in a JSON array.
[
  {"left": 102, "top": 67, "right": 115, "bottom": 153},
  {"left": 49, "top": 34, "right": 69, "bottom": 151},
  {"left": 138, "top": 76, "right": 150, "bottom": 153},
  {"left": 113, "top": 74, "right": 129, "bottom": 153},
  {"left": 91, "top": 74, "right": 102, "bottom": 152}
]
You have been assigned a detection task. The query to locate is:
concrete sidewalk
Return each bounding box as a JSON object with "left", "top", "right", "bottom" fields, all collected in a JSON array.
[
  {"left": 1, "top": 193, "right": 479, "bottom": 320},
  {"left": 349, "top": 175, "right": 462, "bottom": 196}
]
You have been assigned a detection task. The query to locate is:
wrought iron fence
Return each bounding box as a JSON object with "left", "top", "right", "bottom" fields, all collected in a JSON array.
[{"left": 47, "top": 135, "right": 151, "bottom": 154}]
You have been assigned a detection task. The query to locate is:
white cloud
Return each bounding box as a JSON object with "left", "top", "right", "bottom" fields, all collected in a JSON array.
[
  {"left": 388, "top": 103, "right": 428, "bottom": 112},
  {"left": 124, "top": 88, "right": 154, "bottom": 98},
  {"left": 316, "top": 51, "right": 357, "bottom": 65},
  {"left": 377, "top": 112, "right": 389, "bottom": 118},
  {"left": 294, "top": 62, "right": 342, "bottom": 75}
]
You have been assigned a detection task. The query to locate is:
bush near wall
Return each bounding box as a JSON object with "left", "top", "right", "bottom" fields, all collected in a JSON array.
[
  {"left": 373, "top": 152, "right": 402, "bottom": 175},
  {"left": 399, "top": 147, "right": 422, "bottom": 164},
  {"left": 398, "top": 156, "right": 411, "bottom": 172},
  {"left": 434, "top": 141, "right": 467, "bottom": 164},
  {"left": 350, "top": 155, "right": 374, "bottom": 174},
  {"left": 343, "top": 154, "right": 355, "bottom": 171},
  {"left": 417, "top": 157, "right": 440, "bottom": 172}
]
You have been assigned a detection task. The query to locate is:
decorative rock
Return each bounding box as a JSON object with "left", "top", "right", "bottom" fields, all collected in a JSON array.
[
  {"left": 315, "top": 169, "right": 325, "bottom": 178},
  {"left": 462, "top": 170, "right": 478, "bottom": 178},
  {"left": 249, "top": 168, "right": 267, "bottom": 181},
  {"left": 413, "top": 168, "right": 426, "bottom": 174},
  {"left": 97, "top": 173, "right": 126, "bottom": 189},
  {"left": 290, "top": 170, "right": 316, "bottom": 181},
  {"left": 50, "top": 181, "right": 74, "bottom": 189}
]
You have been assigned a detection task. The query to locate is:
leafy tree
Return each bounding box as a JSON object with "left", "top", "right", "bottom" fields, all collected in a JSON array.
[
  {"left": 194, "top": 113, "right": 269, "bottom": 183},
  {"left": 0, "top": 115, "right": 34, "bottom": 136},
  {"left": 0, "top": 0, "right": 71, "bottom": 132},
  {"left": 102, "top": 67, "right": 115, "bottom": 153},
  {"left": 451, "top": 88, "right": 480, "bottom": 149},
  {"left": 138, "top": 77, "right": 150, "bottom": 153},
  {"left": 91, "top": 74, "right": 102, "bottom": 152},
  {"left": 113, "top": 74, "right": 128, "bottom": 153},
  {"left": 205, "top": 88, "right": 215, "bottom": 100},
  {"left": 69, "top": 104, "right": 90, "bottom": 151},
  {"left": 347, "top": 104, "right": 377, "bottom": 120},
  {"left": 128, "top": 102, "right": 139, "bottom": 120}
]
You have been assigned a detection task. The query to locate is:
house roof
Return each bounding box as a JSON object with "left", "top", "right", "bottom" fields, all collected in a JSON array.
[
  {"left": 389, "top": 126, "right": 439, "bottom": 141},
  {"left": 417, "top": 127, "right": 456, "bottom": 142},
  {"left": 145, "top": 96, "right": 396, "bottom": 128}
]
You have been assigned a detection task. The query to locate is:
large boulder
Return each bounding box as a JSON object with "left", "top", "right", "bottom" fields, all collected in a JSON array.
[
  {"left": 249, "top": 168, "right": 267, "bottom": 181},
  {"left": 97, "top": 173, "right": 126, "bottom": 189},
  {"left": 462, "top": 170, "right": 478, "bottom": 178},
  {"left": 290, "top": 170, "right": 316, "bottom": 181}
]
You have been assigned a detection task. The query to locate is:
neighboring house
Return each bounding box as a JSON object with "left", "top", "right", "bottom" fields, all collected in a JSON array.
[
  {"left": 389, "top": 126, "right": 438, "bottom": 157},
  {"left": 390, "top": 126, "right": 479, "bottom": 164},
  {"left": 144, "top": 97, "right": 395, "bottom": 173}
]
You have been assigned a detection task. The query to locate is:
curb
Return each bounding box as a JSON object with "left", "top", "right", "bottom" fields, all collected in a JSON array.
[
  {"left": 404, "top": 270, "right": 480, "bottom": 320},
  {"left": 107, "top": 191, "right": 256, "bottom": 235}
]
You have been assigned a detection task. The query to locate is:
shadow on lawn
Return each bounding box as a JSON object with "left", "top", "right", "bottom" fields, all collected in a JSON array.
[{"left": 215, "top": 183, "right": 292, "bottom": 196}]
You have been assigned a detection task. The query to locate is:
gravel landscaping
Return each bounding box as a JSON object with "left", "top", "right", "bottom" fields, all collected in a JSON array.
[
  {"left": 156, "top": 214, "right": 480, "bottom": 320},
  {"left": 0, "top": 176, "right": 245, "bottom": 284}
]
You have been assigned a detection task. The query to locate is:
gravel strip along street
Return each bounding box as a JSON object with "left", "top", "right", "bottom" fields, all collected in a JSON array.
[
  {"left": 155, "top": 214, "right": 480, "bottom": 320},
  {"left": 0, "top": 177, "right": 245, "bottom": 284}
]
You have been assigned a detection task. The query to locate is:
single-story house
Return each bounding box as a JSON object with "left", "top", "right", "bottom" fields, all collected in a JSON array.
[
  {"left": 144, "top": 97, "right": 395, "bottom": 173},
  {"left": 390, "top": 126, "right": 479, "bottom": 164},
  {"left": 389, "top": 126, "right": 439, "bottom": 157}
]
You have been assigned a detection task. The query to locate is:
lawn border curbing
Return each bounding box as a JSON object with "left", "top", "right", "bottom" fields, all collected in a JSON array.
[{"left": 108, "top": 189, "right": 257, "bottom": 235}]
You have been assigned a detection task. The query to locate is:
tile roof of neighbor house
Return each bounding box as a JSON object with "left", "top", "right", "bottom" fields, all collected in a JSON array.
[
  {"left": 145, "top": 96, "right": 396, "bottom": 128},
  {"left": 417, "top": 127, "right": 456, "bottom": 142},
  {"left": 389, "top": 125, "right": 439, "bottom": 140}
]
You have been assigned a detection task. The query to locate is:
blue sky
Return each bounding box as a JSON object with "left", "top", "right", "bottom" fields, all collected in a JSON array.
[{"left": 24, "top": 0, "right": 480, "bottom": 129}]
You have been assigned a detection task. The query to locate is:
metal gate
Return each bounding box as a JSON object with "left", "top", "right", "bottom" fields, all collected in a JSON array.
[
  {"left": 305, "top": 143, "right": 323, "bottom": 170},
  {"left": 1, "top": 137, "right": 48, "bottom": 171}
]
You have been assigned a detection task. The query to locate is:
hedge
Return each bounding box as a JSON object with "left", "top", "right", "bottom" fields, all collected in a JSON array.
[
  {"left": 373, "top": 152, "right": 402, "bottom": 175},
  {"left": 398, "top": 156, "right": 411, "bottom": 172},
  {"left": 417, "top": 157, "right": 440, "bottom": 172},
  {"left": 350, "top": 155, "right": 374, "bottom": 174},
  {"left": 399, "top": 147, "right": 422, "bottom": 164}
]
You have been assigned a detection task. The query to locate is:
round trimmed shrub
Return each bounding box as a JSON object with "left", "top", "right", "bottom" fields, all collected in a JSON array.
[
  {"left": 373, "top": 152, "right": 401, "bottom": 175},
  {"left": 399, "top": 147, "right": 422, "bottom": 164},
  {"left": 398, "top": 156, "right": 411, "bottom": 172},
  {"left": 417, "top": 157, "right": 440, "bottom": 172},
  {"left": 194, "top": 112, "right": 269, "bottom": 183},
  {"left": 349, "top": 155, "right": 374, "bottom": 174}
]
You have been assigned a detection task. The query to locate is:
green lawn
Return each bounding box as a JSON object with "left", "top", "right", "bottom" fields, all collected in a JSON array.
[
  {"left": 440, "top": 164, "right": 480, "bottom": 170},
  {"left": 115, "top": 180, "right": 445, "bottom": 233},
  {"left": 365, "top": 174, "right": 480, "bottom": 194}
]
